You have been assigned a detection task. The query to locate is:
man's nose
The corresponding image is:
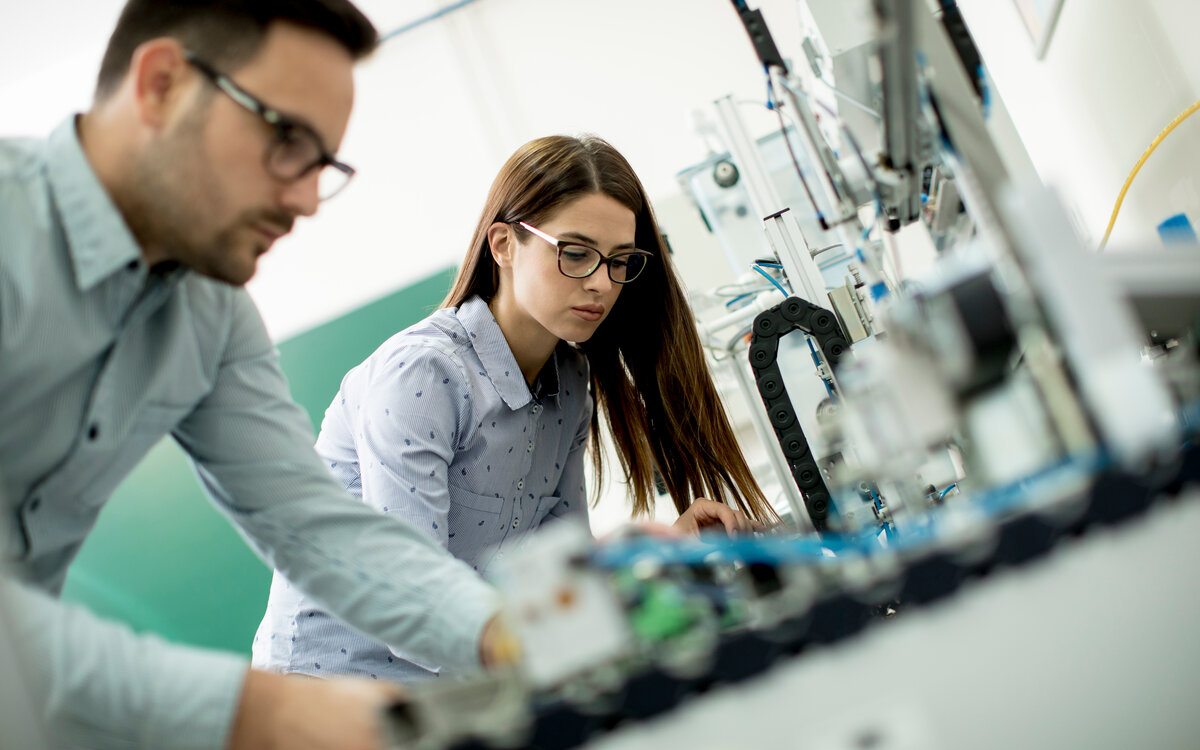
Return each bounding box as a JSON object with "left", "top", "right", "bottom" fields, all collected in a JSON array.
[{"left": 278, "top": 169, "right": 321, "bottom": 218}]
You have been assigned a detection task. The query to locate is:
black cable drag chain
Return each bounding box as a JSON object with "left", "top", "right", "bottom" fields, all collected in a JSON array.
[{"left": 749, "top": 296, "right": 851, "bottom": 530}]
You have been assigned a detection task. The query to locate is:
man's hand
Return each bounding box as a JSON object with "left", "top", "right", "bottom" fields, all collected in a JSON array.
[
  {"left": 479, "top": 613, "right": 521, "bottom": 668},
  {"left": 672, "top": 497, "right": 760, "bottom": 536},
  {"left": 227, "top": 668, "right": 404, "bottom": 750}
]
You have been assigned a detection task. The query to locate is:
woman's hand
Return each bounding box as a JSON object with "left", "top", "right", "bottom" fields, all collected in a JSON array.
[{"left": 672, "top": 498, "right": 760, "bottom": 536}]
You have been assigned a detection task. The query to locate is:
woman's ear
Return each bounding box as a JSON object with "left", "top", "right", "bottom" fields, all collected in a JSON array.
[{"left": 487, "top": 222, "right": 515, "bottom": 269}]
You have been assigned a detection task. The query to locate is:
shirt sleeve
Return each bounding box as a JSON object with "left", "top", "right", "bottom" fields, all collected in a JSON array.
[
  {"left": 175, "top": 290, "right": 498, "bottom": 675},
  {"left": 350, "top": 345, "right": 475, "bottom": 668},
  {"left": 0, "top": 573, "right": 248, "bottom": 750},
  {"left": 547, "top": 381, "right": 593, "bottom": 529},
  {"left": 353, "top": 344, "right": 465, "bottom": 549}
]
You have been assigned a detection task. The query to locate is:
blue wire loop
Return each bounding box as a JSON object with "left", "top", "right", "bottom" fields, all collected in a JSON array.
[{"left": 752, "top": 265, "right": 789, "bottom": 296}]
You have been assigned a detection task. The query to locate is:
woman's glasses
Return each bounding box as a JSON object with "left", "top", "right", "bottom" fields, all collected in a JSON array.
[{"left": 518, "top": 221, "right": 653, "bottom": 284}]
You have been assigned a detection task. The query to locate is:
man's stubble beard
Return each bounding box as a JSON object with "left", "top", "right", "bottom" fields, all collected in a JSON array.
[{"left": 120, "top": 106, "right": 253, "bottom": 286}]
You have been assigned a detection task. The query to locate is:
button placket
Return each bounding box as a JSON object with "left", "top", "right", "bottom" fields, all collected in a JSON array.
[{"left": 504, "top": 402, "right": 542, "bottom": 545}]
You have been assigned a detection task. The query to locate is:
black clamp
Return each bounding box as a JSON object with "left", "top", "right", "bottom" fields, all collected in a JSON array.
[
  {"left": 749, "top": 297, "right": 851, "bottom": 530},
  {"left": 730, "top": 1, "right": 789, "bottom": 73}
]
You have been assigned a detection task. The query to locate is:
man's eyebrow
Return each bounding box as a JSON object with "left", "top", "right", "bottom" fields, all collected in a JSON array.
[
  {"left": 560, "top": 231, "right": 637, "bottom": 251},
  {"left": 274, "top": 109, "right": 333, "bottom": 152}
]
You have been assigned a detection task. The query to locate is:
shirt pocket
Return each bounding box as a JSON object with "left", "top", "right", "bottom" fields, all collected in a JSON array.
[{"left": 445, "top": 486, "right": 505, "bottom": 571}]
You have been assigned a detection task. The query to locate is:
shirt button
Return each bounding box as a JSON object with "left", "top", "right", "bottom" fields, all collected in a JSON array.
[
  {"left": 512, "top": 517, "right": 519, "bottom": 528},
  {"left": 527, "top": 442, "right": 534, "bottom": 452},
  {"left": 87, "top": 423, "right": 100, "bottom": 441},
  {"left": 516, "top": 480, "right": 524, "bottom": 490},
  {"left": 532, "top": 406, "right": 540, "bottom": 414}
]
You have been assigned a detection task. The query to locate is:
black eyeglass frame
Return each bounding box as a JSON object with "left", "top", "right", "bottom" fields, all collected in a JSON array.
[
  {"left": 516, "top": 221, "right": 654, "bottom": 284},
  {"left": 184, "top": 51, "right": 355, "bottom": 200}
]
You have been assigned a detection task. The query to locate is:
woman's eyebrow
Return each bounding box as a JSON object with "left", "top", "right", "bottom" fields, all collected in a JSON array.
[{"left": 560, "top": 230, "right": 637, "bottom": 250}]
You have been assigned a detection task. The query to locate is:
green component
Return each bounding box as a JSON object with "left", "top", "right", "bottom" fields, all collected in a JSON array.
[
  {"left": 629, "top": 583, "right": 701, "bottom": 642},
  {"left": 60, "top": 267, "right": 457, "bottom": 654}
]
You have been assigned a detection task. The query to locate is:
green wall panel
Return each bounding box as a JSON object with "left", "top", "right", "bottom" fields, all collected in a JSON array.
[
  {"left": 60, "top": 267, "right": 457, "bottom": 654},
  {"left": 277, "top": 268, "right": 456, "bottom": 431}
]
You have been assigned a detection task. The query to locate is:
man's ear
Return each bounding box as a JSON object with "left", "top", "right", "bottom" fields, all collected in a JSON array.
[
  {"left": 128, "top": 39, "right": 192, "bottom": 130},
  {"left": 487, "top": 222, "right": 515, "bottom": 269}
]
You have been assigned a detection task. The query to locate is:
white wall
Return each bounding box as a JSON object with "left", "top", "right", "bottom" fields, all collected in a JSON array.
[
  {"left": 1, "top": 0, "right": 800, "bottom": 340},
  {"left": 0, "top": 0, "right": 801, "bottom": 531},
  {"left": 255, "top": 0, "right": 804, "bottom": 340},
  {"left": 0, "top": 3, "right": 122, "bottom": 136},
  {"left": 11, "top": 2, "right": 1191, "bottom": 529},
  {"left": 957, "top": 0, "right": 1200, "bottom": 249},
  {"left": 13, "top": 2, "right": 1193, "bottom": 340}
]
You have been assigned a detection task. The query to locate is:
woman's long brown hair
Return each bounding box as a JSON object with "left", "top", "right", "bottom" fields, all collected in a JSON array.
[{"left": 442, "top": 135, "right": 777, "bottom": 524}]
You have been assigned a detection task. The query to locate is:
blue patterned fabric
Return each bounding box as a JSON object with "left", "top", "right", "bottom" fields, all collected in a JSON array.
[{"left": 253, "top": 296, "right": 592, "bottom": 680}]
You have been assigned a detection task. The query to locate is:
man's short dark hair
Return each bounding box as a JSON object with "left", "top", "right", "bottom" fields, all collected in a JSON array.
[{"left": 95, "top": 0, "right": 378, "bottom": 100}]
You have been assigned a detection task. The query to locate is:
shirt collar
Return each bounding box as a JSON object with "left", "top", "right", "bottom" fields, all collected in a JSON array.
[
  {"left": 456, "top": 296, "right": 564, "bottom": 410},
  {"left": 536, "top": 343, "right": 564, "bottom": 403},
  {"left": 46, "top": 115, "right": 144, "bottom": 292}
]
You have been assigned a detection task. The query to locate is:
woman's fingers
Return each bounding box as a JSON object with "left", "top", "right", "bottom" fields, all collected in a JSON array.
[{"left": 691, "top": 498, "right": 755, "bottom": 535}]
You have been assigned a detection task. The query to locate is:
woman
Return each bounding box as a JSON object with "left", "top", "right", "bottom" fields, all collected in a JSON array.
[{"left": 253, "top": 135, "right": 776, "bottom": 681}]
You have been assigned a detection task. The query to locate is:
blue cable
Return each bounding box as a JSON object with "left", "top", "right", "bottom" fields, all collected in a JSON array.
[
  {"left": 869, "top": 488, "right": 894, "bottom": 543},
  {"left": 752, "top": 265, "right": 789, "bottom": 296},
  {"left": 805, "top": 339, "right": 836, "bottom": 397},
  {"left": 380, "top": 0, "right": 484, "bottom": 43},
  {"left": 805, "top": 338, "right": 822, "bottom": 367},
  {"left": 725, "top": 292, "right": 757, "bottom": 308},
  {"left": 977, "top": 65, "right": 991, "bottom": 120},
  {"left": 591, "top": 452, "right": 1110, "bottom": 570},
  {"left": 767, "top": 72, "right": 830, "bottom": 230}
]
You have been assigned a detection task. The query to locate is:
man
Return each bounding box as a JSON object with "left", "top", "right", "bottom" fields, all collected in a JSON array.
[{"left": 0, "top": 2, "right": 507, "bottom": 747}]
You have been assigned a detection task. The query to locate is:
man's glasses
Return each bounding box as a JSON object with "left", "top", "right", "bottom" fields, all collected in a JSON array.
[
  {"left": 185, "top": 52, "right": 355, "bottom": 200},
  {"left": 517, "top": 221, "right": 653, "bottom": 284}
]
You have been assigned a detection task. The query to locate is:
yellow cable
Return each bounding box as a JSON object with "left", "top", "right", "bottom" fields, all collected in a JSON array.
[{"left": 1098, "top": 98, "right": 1200, "bottom": 250}]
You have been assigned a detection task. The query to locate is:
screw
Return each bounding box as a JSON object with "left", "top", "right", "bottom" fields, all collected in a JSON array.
[{"left": 848, "top": 263, "right": 864, "bottom": 287}]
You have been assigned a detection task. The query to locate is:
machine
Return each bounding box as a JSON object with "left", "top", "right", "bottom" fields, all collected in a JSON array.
[{"left": 380, "top": 2, "right": 1200, "bottom": 748}]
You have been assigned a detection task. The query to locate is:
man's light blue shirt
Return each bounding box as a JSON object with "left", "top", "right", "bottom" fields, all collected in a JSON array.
[
  {"left": 0, "top": 117, "right": 499, "bottom": 749},
  {"left": 253, "top": 296, "right": 592, "bottom": 681}
]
